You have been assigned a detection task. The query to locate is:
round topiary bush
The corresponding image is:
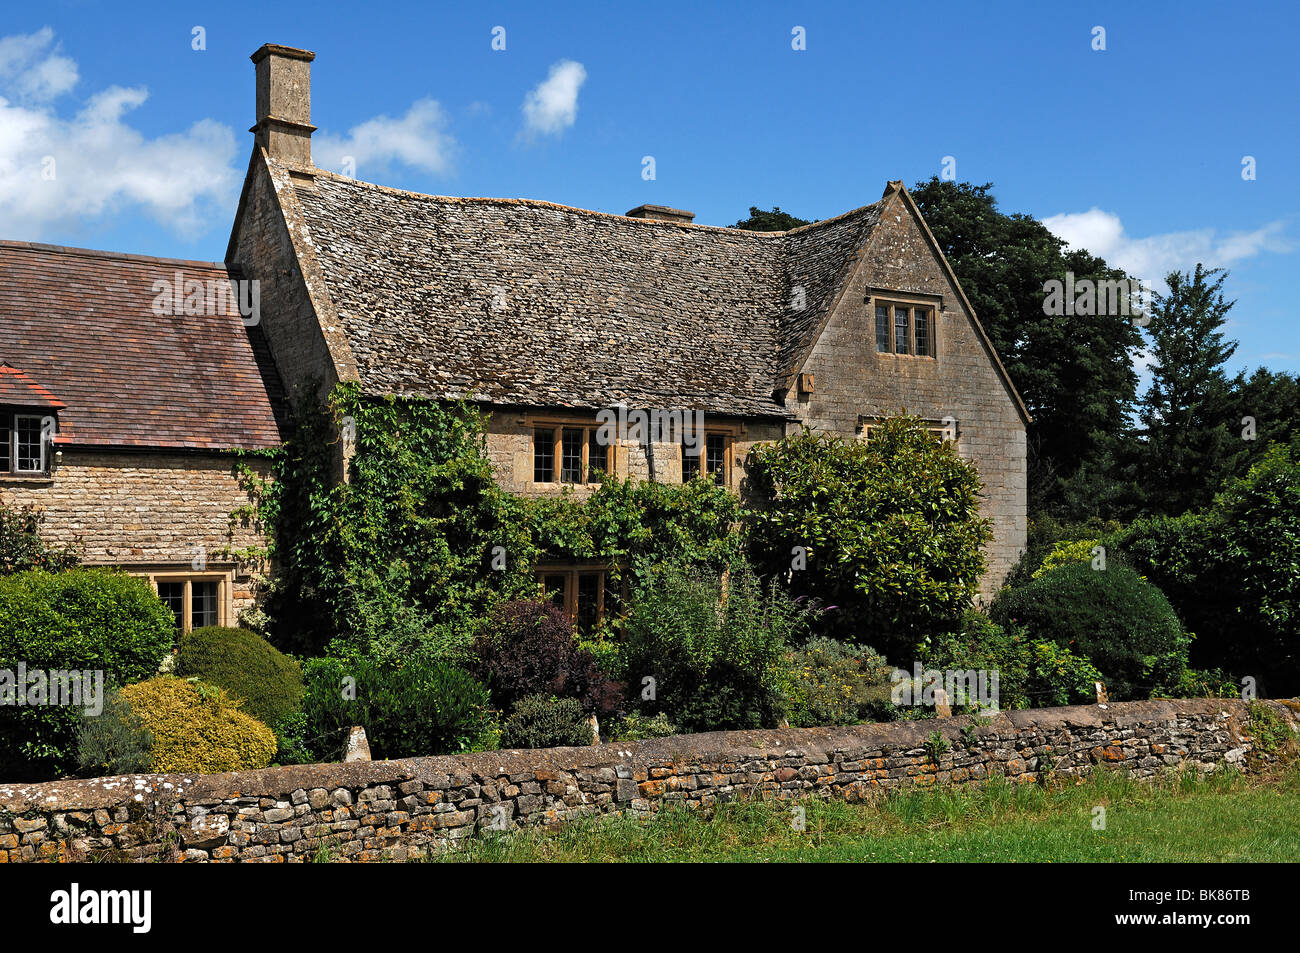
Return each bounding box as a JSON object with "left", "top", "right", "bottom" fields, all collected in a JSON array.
[
  {"left": 989, "top": 562, "right": 1190, "bottom": 700},
  {"left": 119, "top": 676, "right": 277, "bottom": 774},
  {"left": 0, "top": 568, "right": 175, "bottom": 780},
  {"left": 175, "top": 626, "right": 303, "bottom": 726},
  {"left": 500, "top": 694, "right": 593, "bottom": 749}
]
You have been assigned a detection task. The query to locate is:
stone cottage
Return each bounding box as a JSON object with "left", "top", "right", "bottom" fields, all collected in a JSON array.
[{"left": 0, "top": 43, "right": 1028, "bottom": 632}]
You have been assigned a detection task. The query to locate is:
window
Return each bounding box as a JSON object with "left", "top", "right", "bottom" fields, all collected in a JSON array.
[
  {"left": 537, "top": 566, "right": 620, "bottom": 634},
  {"left": 1, "top": 412, "right": 51, "bottom": 475},
  {"left": 872, "top": 299, "right": 936, "bottom": 358},
  {"left": 682, "top": 431, "right": 731, "bottom": 483},
  {"left": 158, "top": 582, "right": 185, "bottom": 633},
  {"left": 149, "top": 575, "right": 225, "bottom": 634},
  {"left": 533, "top": 427, "right": 555, "bottom": 483},
  {"left": 859, "top": 415, "right": 958, "bottom": 444},
  {"left": 532, "top": 423, "right": 609, "bottom": 486}
]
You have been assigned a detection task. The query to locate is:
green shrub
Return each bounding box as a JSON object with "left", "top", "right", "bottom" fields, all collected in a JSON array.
[
  {"left": 608, "top": 711, "right": 678, "bottom": 741},
  {"left": 0, "top": 568, "right": 175, "bottom": 780},
  {"left": 500, "top": 694, "right": 593, "bottom": 749},
  {"left": 299, "top": 651, "right": 497, "bottom": 760},
  {"left": 746, "top": 417, "right": 991, "bottom": 656},
  {"left": 989, "top": 562, "right": 1190, "bottom": 700},
  {"left": 1032, "top": 539, "right": 1100, "bottom": 578},
  {"left": 622, "top": 560, "right": 808, "bottom": 732},
  {"left": 175, "top": 626, "right": 303, "bottom": 726},
  {"left": 120, "top": 676, "right": 276, "bottom": 774},
  {"left": 782, "top": 637, "right": 894, "bottom": 727},
  {"left": 925, "top": 611, "right": 1104, "bottom": 710},
  {"left": 0, "top": 503, "right": 78, "bottom": 575},
  {"left": 76, "top": 686, "right": 152, "bottom": 777},
  {"left": 1110, "top": 445, "right": 1300, "bottom": 695}
]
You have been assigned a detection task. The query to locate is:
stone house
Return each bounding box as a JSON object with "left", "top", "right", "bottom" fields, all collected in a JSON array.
[{"left": 0, "top": 43, "right": 1027, "bottom": 632}]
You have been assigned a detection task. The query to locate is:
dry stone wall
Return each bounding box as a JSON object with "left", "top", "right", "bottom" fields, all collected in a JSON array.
[{"left": 0, "top": 698, "right": 1291, "bottom": 863}]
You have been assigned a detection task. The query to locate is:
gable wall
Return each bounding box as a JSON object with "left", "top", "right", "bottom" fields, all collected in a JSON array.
[{"left": 790, "top": 196, "right": 1027, "bottom": 597}]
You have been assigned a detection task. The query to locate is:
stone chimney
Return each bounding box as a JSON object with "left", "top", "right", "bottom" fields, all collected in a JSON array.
[
  {"left": 625, "top": 204, "right": 695, "bottom": 225},
  {"left": 250, "top": 44, "right": 316, "bottom": 169}
]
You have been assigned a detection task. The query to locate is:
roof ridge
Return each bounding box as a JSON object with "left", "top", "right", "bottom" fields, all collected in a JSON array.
[
  {"left": 0, "top": 240, "right": 229, "bottom": 271},
  {"left": 300, "top": 163, "right": 880, "bottom": 238}
]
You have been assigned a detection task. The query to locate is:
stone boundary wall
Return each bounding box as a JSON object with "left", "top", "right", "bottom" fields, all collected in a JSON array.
[{"left": 0, "top": 697, "right": 1294, "bottom": 863}]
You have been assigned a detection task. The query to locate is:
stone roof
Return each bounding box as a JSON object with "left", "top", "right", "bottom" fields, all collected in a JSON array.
[
  {"left": 289, "top": 167, "right": 884, "bottom": 417},
  {"left": 0, "top": 242, "right": 287, "bottom": 450}
]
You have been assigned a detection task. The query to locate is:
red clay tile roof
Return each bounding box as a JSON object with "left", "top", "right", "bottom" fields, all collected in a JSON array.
[
  {"left": 0, "top": 241, "right": 286, "bottom": 450},
  {"left": 0, "top": 364, "right": 66, "bottom": 409}
]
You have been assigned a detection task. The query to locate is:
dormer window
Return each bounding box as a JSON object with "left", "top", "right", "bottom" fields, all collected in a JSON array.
[{"left": 0, "top": 412, "right": 53, "bottom": 475}]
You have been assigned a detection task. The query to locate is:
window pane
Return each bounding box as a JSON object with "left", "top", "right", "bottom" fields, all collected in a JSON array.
[
  {"left": 575, "top": 572, "right": 601, "bottom": 633},
  {"left": 15, "top": 416, "right": 43, "bottom": 472},
  {"left": 541, "top": 573, "right": 567, "bottom": 609},
  {"left": 682, "top": 433, "right": 701, "bottom": 481},
  {"left": 587, "top": 430, "right": 607, "bottom": 482},
  {"left": 560, "top": 428, "right": 584, "bottom": 483},
  {"left": 192, "top": 581, "right": 219, "bottom": 630},
  {"left": 915, "top": 309, "right": 930, "bottom": 356},
  {"left": 894, "top": 307, "right": 909, "bottom": 354},
  {"left": 705, "top": 433, "right": 726, "bottom": 478},
  {"left": 875, "top": 305, "right": 890, "bottom": 352},
  {"left": 533, "top": 428, "right": 554, "bottom": 483},
  {"left": 157, "top": 582, "right": 184, "bottom": 634},
  {"left": 0, "top": 419, "right": 10, "bottom": 472}
]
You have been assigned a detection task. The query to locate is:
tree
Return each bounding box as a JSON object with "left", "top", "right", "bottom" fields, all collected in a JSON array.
[
  {"left": 909, "top": 177, "right": 1143, "bottom": 519},
  {"left": 1137, "top": 265, "right": 1238, "bottom": 515},
  {"left": 744, "top": 416, "right": 990, "bottom": 660},
  {"left": 732, "top": 206, "right": 811, "bottom": 231},
  {"left": 1224, "top": 367, "right": 1300, "bottom": 478}
]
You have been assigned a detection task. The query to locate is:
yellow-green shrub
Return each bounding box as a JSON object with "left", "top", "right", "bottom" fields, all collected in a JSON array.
[
  {"left": 1032, "top": 538, "right": 1099, "bottom": 578},
  {"left": 120, "top": 676, "right": 276, "bottom": 773}
]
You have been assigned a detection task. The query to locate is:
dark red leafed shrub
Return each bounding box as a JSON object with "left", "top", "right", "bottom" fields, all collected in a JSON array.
[{"left": 471, "top": 600, "right": 622, "bottom": 713}]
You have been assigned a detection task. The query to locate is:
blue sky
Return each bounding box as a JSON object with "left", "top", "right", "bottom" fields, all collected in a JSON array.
[{"left": 2, "top": 0, "right": 1295, "bottom": 375}]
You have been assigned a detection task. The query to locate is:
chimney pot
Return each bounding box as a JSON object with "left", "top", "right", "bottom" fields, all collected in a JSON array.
[
  {"left": 250, "top": 43, "right": 317, "bottom": 169},
  {"left": 625, "top": 204, "right": 695, "bottom": 225}
]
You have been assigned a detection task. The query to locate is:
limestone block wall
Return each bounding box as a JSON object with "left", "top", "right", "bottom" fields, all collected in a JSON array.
[
  {"left": 0, "top": 449, "right": 272, "bottom": 615},
  {"left": 0, "top": 698, "right": 1290, "bottom": 863}
]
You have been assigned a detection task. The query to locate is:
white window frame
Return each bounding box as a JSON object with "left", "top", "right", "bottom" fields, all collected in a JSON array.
[{"left": 4, "top": 412, "right": 52, "bottom": 475}]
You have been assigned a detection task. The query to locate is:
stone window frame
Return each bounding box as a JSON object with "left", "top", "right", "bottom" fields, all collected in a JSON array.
[
  {"left": 527, "top": 416, "right": 614, "bottom": 488},
  {"left": 680, "top": 426, "right": 741, "bottom": 488},
  {"left": 136, "top": 568, "right": 235, "bottom": 634},
  {"left": 868, "top": 292, "right": 940, "bottom": 359},
  {"left": 857, "top": 414, "right": 959, "bottom": 445}
]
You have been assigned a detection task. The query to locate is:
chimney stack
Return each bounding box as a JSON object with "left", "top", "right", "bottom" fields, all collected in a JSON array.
[
  {"left": 625, "top": 204, "right": 695, "bottom": 225},
  {"left": 250, "top": 44, "right": 316, "bottom": 169}
]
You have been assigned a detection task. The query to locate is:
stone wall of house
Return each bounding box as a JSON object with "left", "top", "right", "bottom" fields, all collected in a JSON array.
[
  {"left": 791, "top": 193, "right": 1028, "bottom": 598},
  {"left": 0, "top": 698, "right": 1290, "bottom": 863},
  {"left": 0, "top": 449, "right": 273, "bottom": 616}
]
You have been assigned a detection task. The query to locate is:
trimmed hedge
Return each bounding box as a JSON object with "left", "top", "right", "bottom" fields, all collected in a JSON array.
[
  {"left": 120, "top": 676, "right": 277, "bottom": 774},
  {"left": 990, "top": 562, "right": 1189, "bottom": 701},
  {"left": 300, "top": 653, "right": 497, "bottom": 761},
  {"left": 0, "top": 568, "right": 174, "bottom": 780},
  {"left": 500, "top": 694, "right": 593, "bottom": 749},
  {"left": 175, "top": 626, "right": 303, "bottom": 726}
]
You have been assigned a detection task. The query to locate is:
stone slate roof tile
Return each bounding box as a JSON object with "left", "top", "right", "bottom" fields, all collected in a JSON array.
[
  {"left": 289, "top": 168, "right": 883, "bottom": 417},
  {"left": 0, "top": 242, "right": 287, "bottom": 450}
]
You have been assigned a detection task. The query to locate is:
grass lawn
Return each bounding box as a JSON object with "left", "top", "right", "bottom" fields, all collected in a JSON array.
[{"left": 431, "top": 763, "right": 1300, "bottom": 863}]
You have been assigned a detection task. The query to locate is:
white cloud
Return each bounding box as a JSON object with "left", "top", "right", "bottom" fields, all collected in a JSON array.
[
  {"left": 314, "top": 98, "right": 456, "bottom": 177},
  {"left": 521, "top": 60, "right": 586, "bottom": 138},
  {"left": 1041, "top": 207, "right": 1293, "bottom": 287},
  {"left": 0, "top": 27, "right": 77, "bottom": 103},
  {"left": 0, "top": 29, "right": 238, "bottom": 239}
]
